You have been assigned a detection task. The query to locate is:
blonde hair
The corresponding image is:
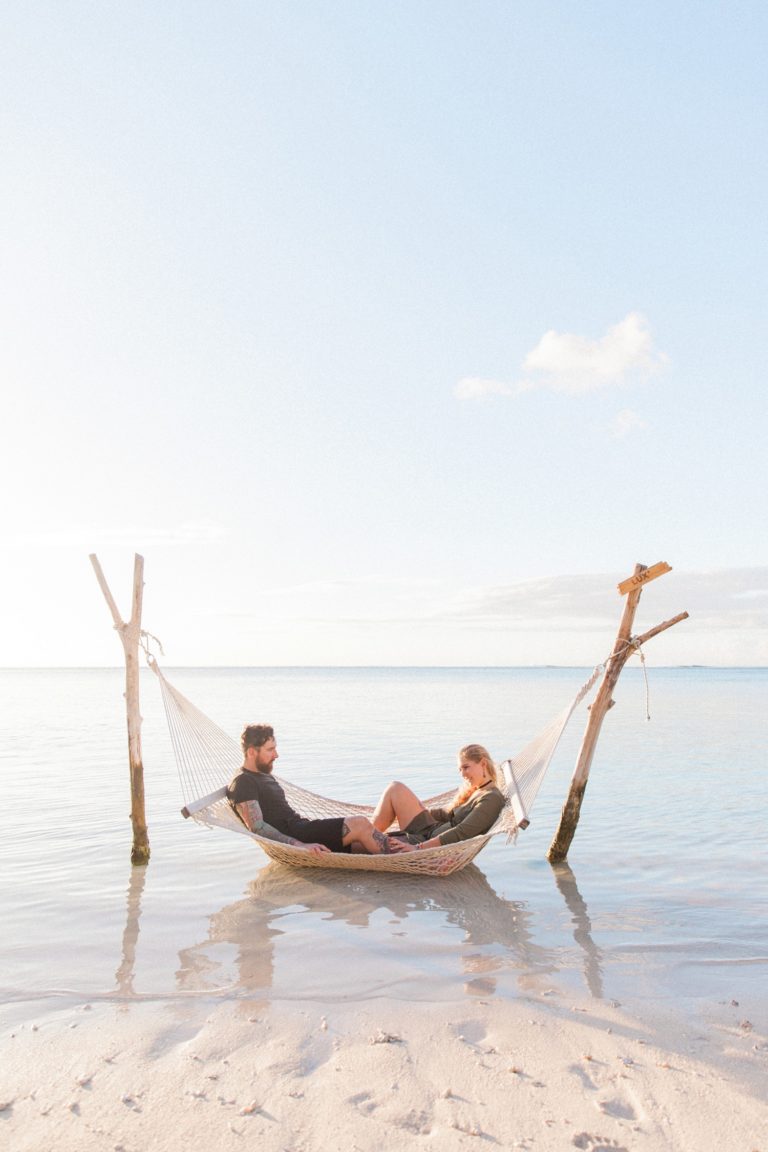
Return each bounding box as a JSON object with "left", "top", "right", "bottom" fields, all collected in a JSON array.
[{"left": 447, "top": 744, "right": 497, "bottom": 812}]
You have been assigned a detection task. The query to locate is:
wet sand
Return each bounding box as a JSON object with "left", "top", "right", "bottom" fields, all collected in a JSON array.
[{"left": 3, "top": 986, "right": 766, "bottom": 1151}]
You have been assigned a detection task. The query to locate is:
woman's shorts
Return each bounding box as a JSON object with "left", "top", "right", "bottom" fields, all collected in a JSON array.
[
  {"left": 291, "top": 817, "right": 349, "bottom": 853},
  {"left": 394, "top": 809, "right": 439, "bottom": 845}
]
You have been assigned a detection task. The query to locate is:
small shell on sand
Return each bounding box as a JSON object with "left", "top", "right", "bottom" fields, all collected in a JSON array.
[
  {"left": 369, "top": 1030, "right": 402, "bottom": 1045},
  {"left": 452, "top": 1120, "right": 483, "bottom": 1136}
]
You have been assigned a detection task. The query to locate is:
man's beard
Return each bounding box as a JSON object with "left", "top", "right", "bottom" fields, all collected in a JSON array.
[{"left": 258, "top": 761, "right": 274, "bottom": 774}]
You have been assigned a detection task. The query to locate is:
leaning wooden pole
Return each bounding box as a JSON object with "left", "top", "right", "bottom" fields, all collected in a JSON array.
[
  {"left": 547, "top": 561, "right": 688, "bottom": 863},
  {"left": 89, "top": 552, "right": 150, "bottom": 865}
]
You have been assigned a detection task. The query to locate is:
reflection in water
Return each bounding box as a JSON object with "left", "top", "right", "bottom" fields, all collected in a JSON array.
[
  {"left": 112, "top": 858, "right": 605, "bottom": 1005},
  {"left": 550, "top": 862, "right": 604, "bottom": 998},
  {"left": 174, "top": 864, "right": 570, "bottom": 1000},
  {"left": 115, "top": 864, "right": 147, "bottom": 995}
]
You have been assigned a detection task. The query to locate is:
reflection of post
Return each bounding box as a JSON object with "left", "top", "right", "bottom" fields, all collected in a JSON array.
[
  {"left": 550, "top": 862, "right": 603, "bottom": 999},
  {"left": 115, "top": 864, "right": 147, "bottom": 995}
]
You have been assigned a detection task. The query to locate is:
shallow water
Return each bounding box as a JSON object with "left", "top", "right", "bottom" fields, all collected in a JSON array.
[{"left": 1, "top": 666, "right": 766, "bottom": 1031}]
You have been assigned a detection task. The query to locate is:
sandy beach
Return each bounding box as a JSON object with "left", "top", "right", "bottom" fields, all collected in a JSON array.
[{"left": 3, "top": 985, "right": 766, "bottom": 1152}]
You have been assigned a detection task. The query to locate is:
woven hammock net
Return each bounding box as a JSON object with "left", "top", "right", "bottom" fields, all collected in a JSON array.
[{"left": 151, "top": 662, "right": 602, "bottom": 876}]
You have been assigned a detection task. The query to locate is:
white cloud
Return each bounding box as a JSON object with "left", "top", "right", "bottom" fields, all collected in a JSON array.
[
  {"left": 454, "top": 376, "right": 513, "bottom": 401},
  {"left": 231, "top": 569, "right": 768, "bottom": 636},
  {"left": 454, "top": 312, "right": 667, "bottom": 401},
  {"left": 612, "top": 408, "right": 648, "bottom": 438},
  {"left": 420, "top": 568, "right": 768, "bottom": 638},
  {"left": 520, "top": 312, "right": 666, "bottom": 394},
  {"left": 205, "top": 568, "right": 768, "bottom": 665}
]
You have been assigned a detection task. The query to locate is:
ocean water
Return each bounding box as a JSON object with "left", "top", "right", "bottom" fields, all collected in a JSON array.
[{"left": 1, "top": 666, "right": 766, "bottom": 1032}]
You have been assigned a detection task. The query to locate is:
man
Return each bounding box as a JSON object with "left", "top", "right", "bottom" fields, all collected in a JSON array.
[{"left": 227, "top": 724, "right": 404, "bottom": 855}]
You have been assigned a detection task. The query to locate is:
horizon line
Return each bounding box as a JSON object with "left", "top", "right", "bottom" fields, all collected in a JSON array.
[{"left": 2, "top": 663, "right": 766, "bottom": 672}]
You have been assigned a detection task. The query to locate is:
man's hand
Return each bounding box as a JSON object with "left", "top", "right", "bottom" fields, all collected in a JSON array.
[{"left": 301, "top": 842, "right": 332, "bottom": 855}]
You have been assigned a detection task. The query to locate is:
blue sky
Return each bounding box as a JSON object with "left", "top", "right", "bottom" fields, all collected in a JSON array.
[{"left": 2, "top": 2, "right": 766, "bottom": 666}]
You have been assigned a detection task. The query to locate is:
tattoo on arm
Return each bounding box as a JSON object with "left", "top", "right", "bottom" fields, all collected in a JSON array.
[{"left": 236, "top": 801, "right": 301, "bottom": 846}]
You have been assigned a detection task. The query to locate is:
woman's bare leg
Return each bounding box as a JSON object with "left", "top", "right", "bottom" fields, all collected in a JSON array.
[{"left": 372, "top": 781, "right": 426, "bottom": 832}]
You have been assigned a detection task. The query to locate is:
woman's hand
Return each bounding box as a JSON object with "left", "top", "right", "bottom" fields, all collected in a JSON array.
[{"left": 386, "top": 836, "right": 412, "bottom": 853}]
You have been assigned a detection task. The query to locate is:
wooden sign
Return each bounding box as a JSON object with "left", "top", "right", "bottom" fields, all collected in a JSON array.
[{"left": 617, "top": 561, "right": 672, "bottom": 596}]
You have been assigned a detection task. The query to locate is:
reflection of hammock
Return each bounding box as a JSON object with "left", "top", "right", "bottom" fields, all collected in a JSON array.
[{"left": 151, "top": 660, "right": 601, "bottom": 876}]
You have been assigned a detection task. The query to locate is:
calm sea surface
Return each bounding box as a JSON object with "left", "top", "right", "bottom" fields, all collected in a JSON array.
[{"left": 1, "top": 666, "right": 766, "bottom": 1032}]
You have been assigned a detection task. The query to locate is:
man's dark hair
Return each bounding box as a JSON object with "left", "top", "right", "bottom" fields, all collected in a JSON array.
[{"left": 241, "top": 724, "right": 274, "bottom": 752}]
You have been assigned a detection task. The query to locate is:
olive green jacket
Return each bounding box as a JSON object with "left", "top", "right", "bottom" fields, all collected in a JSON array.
[{"left": 428, "top": 783, "right": 505, "bottom": 844}]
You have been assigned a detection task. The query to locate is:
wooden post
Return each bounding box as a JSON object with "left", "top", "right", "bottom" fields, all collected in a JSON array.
[
  {"left": 546, "top": 563, "right": 688, "bottom": 863},
  {"left": 90, "top": 553, "right": 150, "bottom": 865}
]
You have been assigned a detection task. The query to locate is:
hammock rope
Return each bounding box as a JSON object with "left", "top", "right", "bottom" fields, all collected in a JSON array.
[{"left": 147, "top": 655, "right": 602, "bottom": 876}]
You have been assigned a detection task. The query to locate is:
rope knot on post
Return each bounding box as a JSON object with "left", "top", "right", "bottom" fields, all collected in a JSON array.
[{"left": 140, "top": 630, "right": 165, "bottom": 662}]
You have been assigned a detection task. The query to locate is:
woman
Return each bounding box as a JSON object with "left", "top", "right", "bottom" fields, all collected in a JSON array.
[{"left": 371, "top": 744, "right": 505, "bottom": 851}]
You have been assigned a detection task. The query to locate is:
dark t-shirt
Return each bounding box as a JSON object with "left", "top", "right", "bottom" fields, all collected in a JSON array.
[{"left": 226, "top": 769, "right": 306, "bottom": 835}]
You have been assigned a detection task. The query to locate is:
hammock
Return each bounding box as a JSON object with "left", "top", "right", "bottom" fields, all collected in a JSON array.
[{"left": 150, "top": 660, "right": 601, "bottom": 876}]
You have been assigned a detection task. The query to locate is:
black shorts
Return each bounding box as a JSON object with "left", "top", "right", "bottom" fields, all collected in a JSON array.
[{"left": 291, "top": 817, "right": 349, "bottom": 853}]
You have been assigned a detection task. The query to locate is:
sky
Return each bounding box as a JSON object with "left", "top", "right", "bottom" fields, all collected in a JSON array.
[{"left": 1, "top": 1, "right": 767, "bottom": 667}]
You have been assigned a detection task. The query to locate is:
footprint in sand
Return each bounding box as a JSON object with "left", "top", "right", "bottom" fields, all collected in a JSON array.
[
  {"left": 346, "top": 1090, "right": 377, "bottom": 1115},
  {"left": 568, "top": 1062, "right": 598, "bottom": 1091},
  {"left": 397, "top": 1108, "right": 432, "bottom": 1135},
  {"left": 596, "top": 1095, "right": 637, "bottom": 1121},
  {"left": 452, "top": 1020, "right": 488, "bottom": 1046},
  {"left": 572, "top": 1135, "right": 629, "bottom": 1152}
]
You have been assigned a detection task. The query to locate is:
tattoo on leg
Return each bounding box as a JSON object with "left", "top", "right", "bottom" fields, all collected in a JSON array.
[
  {"left": 372, "top": 828, "right": 392, "bottom": 854},
  {"left": 341, "top": 820, "right": 350, "bottom": 838}
]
